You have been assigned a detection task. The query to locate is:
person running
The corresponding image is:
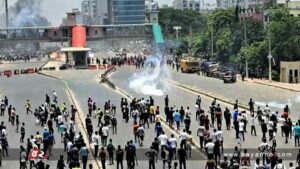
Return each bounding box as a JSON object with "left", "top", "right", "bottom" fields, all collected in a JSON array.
[
  {"left": 137, "top": 124, "right": 145, "bottom": 147},
  {"left": 25, "top": 100, "right": 32, "bottom": 114}
]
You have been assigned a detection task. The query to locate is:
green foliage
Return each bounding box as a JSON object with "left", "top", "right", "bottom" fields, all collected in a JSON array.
[
  {"left": 159, "top": 5, "right": 300, "bottom": 76},
  {"left": 159, "top": 8, "right": 207, "bottom": 37}
]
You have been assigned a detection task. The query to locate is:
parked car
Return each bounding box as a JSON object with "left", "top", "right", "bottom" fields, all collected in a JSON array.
[{"left": 223, "top": 71, "right": 237, "bottom": 83}]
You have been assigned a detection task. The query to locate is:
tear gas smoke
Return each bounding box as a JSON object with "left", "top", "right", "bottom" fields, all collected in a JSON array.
[
  {"left": 255, "top": 93, "right": 300, "bottom": 109},
  {"left": 129, "top": 52, "right": 171, "bottom": 96},
  {"left": 9, "top": 0, "right": 50, "bottom": 27}
]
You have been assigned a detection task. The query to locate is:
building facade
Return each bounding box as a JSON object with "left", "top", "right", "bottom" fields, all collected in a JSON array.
[
  {"left": 288, "top": 1, "right": 300, "bottom": 17},
  {"left": 216, "top": 0, "right": 264, "bottom": 9},
  {"left": 173, "top": 0, "right": 202, "bottom": 12},
  {"left": 95, "top": 0, "right": 110, "bottom": 24},
  {"left": 280, "top": 61, "right": 300, "bottom": 83},
  {"left": 111, "top": 0, "right": 146, "bottom": 24},
  {"left": 145, "top": 0, "right": 159, "bottom": 11}
]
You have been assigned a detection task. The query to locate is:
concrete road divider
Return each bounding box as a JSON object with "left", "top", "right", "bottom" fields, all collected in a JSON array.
[
  {"left": 98, "top": 65, "right": 106, "bottom": 70},
  {"left": 27, "top": 68, "right": 35, "bottom": 74},
  {"left": 88, "top": 65, "right": 97, "bottom": 70},
  {"left": 14, "top": 69, "right": 20, "bottom": 75},
  {"left": 4, "top": 70, "right": 12, "bottom": 76}
]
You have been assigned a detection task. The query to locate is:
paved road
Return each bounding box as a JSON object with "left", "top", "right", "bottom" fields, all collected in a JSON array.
[
  {"left": 43, "top": 69, "right": 207, "bottom": 169},
  {"left": 1, "top": 62, "right": 297, "bottom": 169},
  {"left": 0, "top": 62, "right": 71, "bottom": 168},
  {"left": 168, "top": 69, "right": 300, "bottom": 117},
  {"left": 110, "top": 66, "right": 298, "bottom": 161},
  {"left": 0, "top": 61, "right": 47, "bottom": 71}
]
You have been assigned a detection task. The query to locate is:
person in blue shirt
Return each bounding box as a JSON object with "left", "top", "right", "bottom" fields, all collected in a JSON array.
[
  {"left": 43, "top": 128, "right": 50, "bottom": 140},
  {"left": 155, "top": 122, "right": 163, "bottom": 137},
  {"left": 233, "top": 110, "right": 238, "bottom": 122},
  {"left": 293, "top": 123, "right": 300, "bottom": 147},
  {"left": 79, "top": 143, "right": 89, "bottom": 169},
  {"left": 173, "top": 110, "right": 181, "bottom": 130}
]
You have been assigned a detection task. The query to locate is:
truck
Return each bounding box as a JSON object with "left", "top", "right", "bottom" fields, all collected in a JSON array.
[
  {"left": 180, "top": 57, "right": 200, "bottom": 73},
  {"left": 200, "top": 61, "right": 219, "bottom": 77}
]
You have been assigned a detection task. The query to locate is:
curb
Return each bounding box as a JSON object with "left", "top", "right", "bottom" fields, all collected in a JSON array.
[
  {"left": 167, "top": 80, "right": 250, "bottom": 111},
  {"left": 37, "top": 72, "right": 102, "bottom": 169},
  {"left": 244, "top": 79, "right": 300, "bottom": 92}
]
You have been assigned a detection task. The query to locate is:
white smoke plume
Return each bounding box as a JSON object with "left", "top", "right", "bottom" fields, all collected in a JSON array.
[
  {"left": 255, "top": 93, "right": 300, "bottom": 109},
  {"left": 129, "top": 51, "right": 171, "bottom": 96},
  {"left": 255, "top": 100, "right": 292, "bottom": 109},
  {"left": 9, "top": 0, "right": 50, "bottom": 27}
]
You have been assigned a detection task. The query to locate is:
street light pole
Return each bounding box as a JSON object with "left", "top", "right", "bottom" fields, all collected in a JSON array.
[
  {"left": 173, "top": 26, "right": 182, "bottom": 41},
  {"left": 211, "top": 25, "right": 214, "bottom": 59},
  {"left": 243, "top": 11, "right": 248, "bottom": 78},
  {"left": 268, "top": 14, "right": 272, "bottom": 82}
]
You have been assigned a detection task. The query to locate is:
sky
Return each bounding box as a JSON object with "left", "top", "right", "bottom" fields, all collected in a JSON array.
[{"left": 5, "top": 0, "right": 181, "bottom": 26}]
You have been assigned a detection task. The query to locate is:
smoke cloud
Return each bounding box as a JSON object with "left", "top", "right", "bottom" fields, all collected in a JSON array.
[
  {"left": 255, "top": 93, "right": 300, "bottom": 109},
  {"left": 9, "top": 0, "right": 50, "bottom": 27},
  {"left": 129, "top": 50, "right": 171, "bottom": 96}
]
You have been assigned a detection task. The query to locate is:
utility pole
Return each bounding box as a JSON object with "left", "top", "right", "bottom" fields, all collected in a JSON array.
[
  {"left": 268, "top": 14, "right": 272, "bottom": 82},
  {"left": 243, "top": 10, "right": 248, "bottom": 78},
  {"left": 211, "top": 25, "right": 214, "bottom": 59},
  {"left": 5, "top": 0, "right": 8, "bottom": 28}
]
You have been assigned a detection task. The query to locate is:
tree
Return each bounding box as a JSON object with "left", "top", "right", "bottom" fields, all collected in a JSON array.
[{"left": 159, "top": 8, "right": 207, "bottom": 38}]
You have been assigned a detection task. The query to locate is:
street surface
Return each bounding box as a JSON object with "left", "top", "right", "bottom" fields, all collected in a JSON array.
[
  {"left": 0, "top": 62, "right": 298, "bottom": 169},
  {"left": 0, "top": 62, "right": 70, "bottom": 168}
]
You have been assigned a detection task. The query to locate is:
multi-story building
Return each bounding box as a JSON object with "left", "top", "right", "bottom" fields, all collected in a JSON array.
[
  {"left": 173, "top": 0, "right": 202, "bottom": 12},
  {"left": 95, "top": 0, "right": 110, "bottom": 24},
  {"left": 81, "top": 0, "right": 110, "bottom": 25},
  {"left": 145, "top": 0, "right": 159, "bottom": 11},
  {"left": 216, "top": 0, "right": 263, "bottom": 9},
  {"left": 81, "top": 0, "right": 97, "bottom": 18},
  {"left": 111, "top": 0, "right": 146, "bottom": 24},
  {"left": 287, "top": 0, "right": 300, "bottom": 17}
]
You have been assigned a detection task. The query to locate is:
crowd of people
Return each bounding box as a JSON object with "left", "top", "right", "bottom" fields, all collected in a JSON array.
[
  {"left": 1, "top": 53, "right": 300, "bottom": 169},
  {"left": 0, "top": 47, "right": 60, "bottom": 62}
]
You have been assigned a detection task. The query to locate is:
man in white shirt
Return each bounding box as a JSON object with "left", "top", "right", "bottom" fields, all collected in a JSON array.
[
  {"left": 168, "top": 134, "right": 177, "bottom": 158},
  {"left": 102, "top": 125, "right": 109, "bottom": 146},
  {"left": 158, "top": 131, "right": 168, "bottom": 150},
  {"left": 185, "top": 107, "right": 191, "bottom": 116},
  {"left": 197, "top": 126, "right": 205, "bottom": 148},
  {"left": 205, "top": 139, "right": 214, "bottom": 159},
  {"left": 278, "top": 115, "right": 286, "bottom": 137},
  {"left": 267, "top": 120, "right": 274, "bottom": 141},
  {"left": 92, "top": 131, "right": 100, "bottom": 157},
  {"left": 250, "top": 115, "right": 257, "bottom": 136},
  {"left": 239, "top": 121, "right": 245, "bottom": 141},
  {"left": 258, "top": 138, "right": 271, "bottom": 165},
  {"left": 216, "top": 128, "right": 224, "bottom": 153},
  {"left": 264, "top": 105, "right": 271, "bottom": 121},
  {"left": 66, "top": 140, "right": 73, "bottom": 163},
  {"left": 179, "top": 129, "right": 188, "bottom": 149},
  {"left": 211, "top": 129, "right": 217, "bottom": 143}
]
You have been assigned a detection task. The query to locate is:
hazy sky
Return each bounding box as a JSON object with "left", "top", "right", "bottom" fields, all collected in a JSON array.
[{"left": 6, "top": 0, "right": 182, "bottom": 26}]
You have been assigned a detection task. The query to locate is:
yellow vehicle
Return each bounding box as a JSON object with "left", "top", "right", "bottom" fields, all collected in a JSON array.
[{"left": 180, "top": 57, "right": 200, "bottom": 73}]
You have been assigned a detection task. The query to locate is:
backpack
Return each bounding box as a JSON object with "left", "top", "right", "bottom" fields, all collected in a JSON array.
[
  {"left": 107, "top": 143, "right": 114, "bottom": 152},
  {"left": 111, "top": 118, "right": 117, "bottom": 125}
]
